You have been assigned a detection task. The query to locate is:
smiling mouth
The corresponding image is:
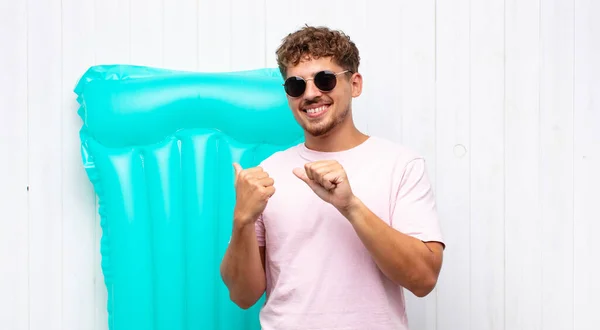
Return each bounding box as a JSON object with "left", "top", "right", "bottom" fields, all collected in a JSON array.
[{"left": 302, "top": 104, "right": 330, "bottom": 118}]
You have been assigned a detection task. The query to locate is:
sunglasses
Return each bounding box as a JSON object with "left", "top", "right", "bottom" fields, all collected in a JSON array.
[{"left": 283, "top": 70, "right": 352, "bottom": 97}]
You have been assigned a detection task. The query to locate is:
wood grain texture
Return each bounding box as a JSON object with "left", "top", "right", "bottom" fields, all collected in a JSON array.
[
  {"left": 94, "top": 0, "right": 130, "bottom": 64},
  {"left": 573, "top": 1, "right": 600, "bottom": 329},
  {"left": 0, "top": 1, "right": 598, "bottom": 329},
  {"left": 435, "top": 0, "right": 471, "bottom": 329},
  {"left": 197, "top": 0, "right": 231, "bottom": 71},
  {"left": 130, "top": 0, "right": 164, "bottom": 67},
  {"left": 163, "top": 0, "right": 198, "bottom": 70},
  {"left": 230, "top": 0, "right": 266, "bottom": 71},
  {"left": 27, "top": 0, "right": 63, "bottom": 328},
  {"left": 0, "top": 1, "right": 29, "bottom": 328},
  {"left": 539, "top": 0, "right": 575, "bottom": 329},
  {"left": 469, "top": 0, "right": 506, "bottom": 328},
  {"left": 396, "top": 1, "right": 438, "bottom": 329},
  {"left": 505, "top": 0, "right": 543, "bottom": 329},
  {"left": 61, "top": 0, "right": 97, "bottom": 328}
]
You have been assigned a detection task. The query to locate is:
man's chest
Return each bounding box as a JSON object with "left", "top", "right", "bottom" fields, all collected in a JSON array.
[{"left": 261, "top": 163, "right": 395, "bottom": 249}]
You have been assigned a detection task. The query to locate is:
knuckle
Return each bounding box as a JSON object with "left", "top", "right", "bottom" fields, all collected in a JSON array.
[{"left": 259, "top": 189, "right": 269, "bottom": 199}]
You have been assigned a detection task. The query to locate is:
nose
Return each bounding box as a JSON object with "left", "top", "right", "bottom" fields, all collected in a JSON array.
[{"left": 303, "top": 79, "right": 322, "bottom": 100}]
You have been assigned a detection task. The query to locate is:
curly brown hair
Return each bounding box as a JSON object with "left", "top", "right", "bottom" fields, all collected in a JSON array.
[{"left": 275, "top": 25, "right": 360, "bottom": 78}]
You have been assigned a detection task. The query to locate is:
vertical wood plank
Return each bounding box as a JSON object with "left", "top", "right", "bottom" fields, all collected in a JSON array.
[
  {"left": 264, "top": 1, "right": 368, "bottom": 70},
  {"left": 469, "top": 0, "right": 506, "bottom": 329},
  {"left": 265, "top": 0, "right": 368, "bottom": 66},
  {"left": 163, "top": 0, "right": 198, "bottom": 71},
  {"left": 343, "top": 0, "right": 369, "bottom": 135},
  {"left": 264, "top": 1, "right": 310, "bottom": 68},
  {"left": 130, "top": 0, "right": 164, "bottom": 67},
  {"left": 0, "top": 1, "right": 29, "bottom": 329},
  {"left": 434, "top": 0, "right": 471, "bottom": 328},
  {"left": 61, "top": 0, "right": 97, "bottom": 329},
  {"left": 332, "top": 0, "right": 370, "bottom": 134},
  {"left": 27, "top": 0, "right": 63, "bottom": 328},
  {"left": 394, "top": 1, "right": 438, "bottom": 329},
  {"left": 399, "top": 0, "right": 436, "bottom": 160},
  {"left": 504, "top": 0, "right": 543, "bottom": 329},
  {"left": 573, "top": 1, "right": 600, "bottom": 329},
  {"left": 358, "top": 0, "right": 402, "bottom": 147},
  {"left": 95, "top": 0, "right": 131, "bottom": 64},
  {"left": 540, "top": 0, "right": 574, "bottom": 329},
  {"left": 197, "top": 0, "right": 231, "bottom": 71},
  {"left": 230, "top": 0, "right": 265, "bottom": 71},
  {"left": 5, "top": 3, "right": 596, "bottom": 330}
]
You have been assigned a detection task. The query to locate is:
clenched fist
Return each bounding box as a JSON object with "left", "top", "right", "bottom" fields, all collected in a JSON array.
[
  {"left": 292, "top": 160, "right": 356, "bottom": 212},
  {"left": 233, "top": 163, "right": 275, "bottom": 225}
]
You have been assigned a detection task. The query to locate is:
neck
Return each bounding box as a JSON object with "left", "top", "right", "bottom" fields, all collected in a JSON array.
[{"left": 303, "top": 114, "right": 369, "bottom": 152}]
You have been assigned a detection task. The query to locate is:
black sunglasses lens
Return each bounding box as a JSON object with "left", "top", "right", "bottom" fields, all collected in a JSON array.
[
  {"left": 314, "top": 71, "right": 337, "bottom": 91},
  {"left": 284, "top": 77, "right": 306, "bottom": 97}
]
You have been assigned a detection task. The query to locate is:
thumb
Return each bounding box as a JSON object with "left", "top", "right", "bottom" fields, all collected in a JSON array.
[
  {"left": 293, "top": 167, "right": 309, "bottom": 184},
  {"left": 233, "top": 162, "right": 242, "bottom": 176},
  {"left": 233, "top": 163, "right": 242, "bottom": 187},
  {"left": 293, "top": 167, "right": 329, "bottom": 198}
]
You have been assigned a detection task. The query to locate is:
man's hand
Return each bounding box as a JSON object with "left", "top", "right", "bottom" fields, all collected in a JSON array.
[
  {"left": 221, "top": 163, "right": 270, "bottom": 309},
  {"left": 294, "top": 160, "right": 444, "bottom": 297},
  {"left": 293, "top": 160, "right": 356, "bottom": 212},
  {"left": 233, "top": 163, "right": 275, "bottom": 225}
]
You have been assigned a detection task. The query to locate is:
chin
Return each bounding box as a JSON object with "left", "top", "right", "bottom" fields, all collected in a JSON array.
[
  {"left": 303, "top": 118, "right": 337, "bottom": 137},
  {"left": 294, "top": 102, "right": 349, "bottom": 137}
]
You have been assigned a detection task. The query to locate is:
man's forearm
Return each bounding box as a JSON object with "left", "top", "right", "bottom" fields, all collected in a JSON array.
[
  {"left": 339, "top": 197, "right": 443, "bottom": 297},
  {"left": 220, "top": 220, "right": 266, "bottom": 308}
]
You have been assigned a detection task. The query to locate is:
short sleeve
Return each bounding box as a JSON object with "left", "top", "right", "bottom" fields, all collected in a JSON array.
[
  {"left": 390, "top": 158, "right": 445, "bottom": 247},
  {"left": 255, "top": 214, "right": 266, "bottom": 246}
]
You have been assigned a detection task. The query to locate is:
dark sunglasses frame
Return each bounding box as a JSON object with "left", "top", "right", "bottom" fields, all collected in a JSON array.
[{"left": 283, "top": 70, "right": 353, "bottom": 97}]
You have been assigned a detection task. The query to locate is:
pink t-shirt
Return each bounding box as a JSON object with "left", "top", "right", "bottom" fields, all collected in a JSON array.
[{"left": 254, "top": 136, "right": 444, "bottom": 330}]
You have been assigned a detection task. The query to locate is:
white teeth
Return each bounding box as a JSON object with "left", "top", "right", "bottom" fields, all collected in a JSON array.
[{"left": 306, "top": 105, "right": 328, "bottom": 114}]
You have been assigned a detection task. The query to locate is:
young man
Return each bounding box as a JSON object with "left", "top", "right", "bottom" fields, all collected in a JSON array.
[{"left": 220, "top": 26, "right": 445, "bottom": 329}]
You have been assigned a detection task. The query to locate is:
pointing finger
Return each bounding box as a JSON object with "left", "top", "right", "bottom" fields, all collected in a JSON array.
[{"left": 293, "top": 167, "right": 309, "bottom": 184}]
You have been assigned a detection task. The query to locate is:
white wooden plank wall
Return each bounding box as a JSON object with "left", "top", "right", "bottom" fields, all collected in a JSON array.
[
  {"left": 505, "top": 0, "right": 543, "bottom": 328},
  {"left": 0, "top": 0, "right": 598, "bottom": 329}
]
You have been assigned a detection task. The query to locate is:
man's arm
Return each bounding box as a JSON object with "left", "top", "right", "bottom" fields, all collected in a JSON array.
[
  {"left": 341, "top": 198, "right": 444, "bottom": 297},
  {"left": 221, "top": 163, "right": 272, "bottom": 309},
  {"left": 220, "top": 220, "right": 266, "bottom": 309},
  {"left": 293, "top": 157, "right": 444, "bottom": 297}
]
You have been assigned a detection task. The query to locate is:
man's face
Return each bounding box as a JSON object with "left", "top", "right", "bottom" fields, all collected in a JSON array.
[{"left": 283, "top": 57, "right": 362, "bottom": 137}]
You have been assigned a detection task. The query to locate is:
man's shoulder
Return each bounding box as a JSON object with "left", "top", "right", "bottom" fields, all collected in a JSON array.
[{"left": 367, "top": 136, "right": 425, "bottom": 166}]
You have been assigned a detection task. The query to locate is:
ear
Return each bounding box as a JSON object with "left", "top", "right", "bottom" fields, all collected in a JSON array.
[{"left": 350, "top": 72, "right": 363, "bottom": 98}]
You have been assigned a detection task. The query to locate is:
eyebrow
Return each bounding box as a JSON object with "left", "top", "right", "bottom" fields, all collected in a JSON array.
[{"left": 292, "top": 69, "right": 332, "bottom": 78}]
